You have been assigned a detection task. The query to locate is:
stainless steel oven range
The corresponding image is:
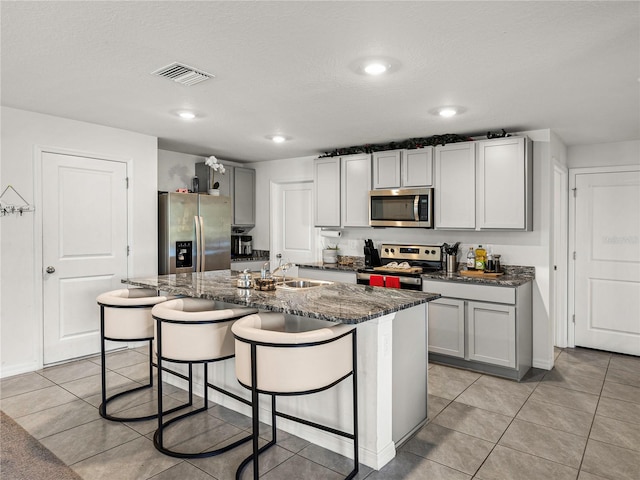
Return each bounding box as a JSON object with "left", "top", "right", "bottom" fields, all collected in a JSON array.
[{"left": 356, "top": 243, "right": 443, "bottom": 290}]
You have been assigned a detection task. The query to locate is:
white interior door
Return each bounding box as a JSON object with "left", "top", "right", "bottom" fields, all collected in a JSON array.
[
  {"left": 572, "top": 168, "right": 640, "bottom": 355},
  {"left": 42, "top": 152, "right": 128, "bottom": 364},
  {"left": 271, "top": 181, "right": 316, "bottom": 272}
]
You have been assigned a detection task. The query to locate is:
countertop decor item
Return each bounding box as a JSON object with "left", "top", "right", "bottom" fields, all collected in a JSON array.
[
  {"left": 322, "top": 244, "right": 339, "bottom": 264},
  {"left": 205, "top": 155, "right": 225, "bottom": 193}
]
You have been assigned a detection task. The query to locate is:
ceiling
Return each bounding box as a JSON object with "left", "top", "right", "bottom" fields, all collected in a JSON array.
[{"left": 2, "top": 1, "right": 638, "bottom": 163}]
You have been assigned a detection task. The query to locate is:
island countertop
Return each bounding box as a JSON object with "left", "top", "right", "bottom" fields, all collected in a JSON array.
[{"left": 123, "top": 270, "right": 439, "bottom": 324}]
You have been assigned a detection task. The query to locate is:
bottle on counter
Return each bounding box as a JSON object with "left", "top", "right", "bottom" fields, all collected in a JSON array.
[
  {"left": 475, "top": 245, "right": 486, "bottom": 271},
  {"left": 466, "top": 247, "right": 476, "bottom": 270},
  {"left": 486, "top": 252, "right": 495, "bottom": 272}
]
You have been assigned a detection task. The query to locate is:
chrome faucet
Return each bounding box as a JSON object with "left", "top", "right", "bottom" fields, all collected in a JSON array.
[
  {"left": 271, "top": 262, "right": 295, "bottom": 283},
  {"left": 261, "top": 261, "right": 271, "bottom": 279}
]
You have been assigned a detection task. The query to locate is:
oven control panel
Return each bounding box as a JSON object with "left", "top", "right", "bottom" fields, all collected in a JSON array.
[{"left": 380, "top": 244, "right": 442, "bottom": 262}]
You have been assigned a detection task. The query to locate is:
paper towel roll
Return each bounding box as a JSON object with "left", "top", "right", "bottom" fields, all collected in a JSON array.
[{"left": 320, "top": 230, "right": 342, "bottom": 238}]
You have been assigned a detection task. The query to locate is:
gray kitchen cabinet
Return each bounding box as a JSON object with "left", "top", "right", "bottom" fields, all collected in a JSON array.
[
  {"left": 372, "top": 150, "right": 401, "bottom": 189},
  {"left": 476, "top": 136, "right": 532, "bottom": 230},
  {"left": 434, "top": 142, "right": 476, "bottom": 229},
  {"left": 314, "top": 157, "right": 341, "bottom": 227},
  {"left": 423, "top": 279, "right": 532, "bottom": 380},
  {"left": 195, "top": 163, "right": 255, "bottom": 227},
  {"left": 434, "top": 136, "right": 532, "bottom": 231},
  {"left": 467, "top": 301, "right": 516, "bottom": 368},
  {"left": 372, "top": 148, "right": 433, "bottom": 189},
  {"left": 314, "top": 154, "right": 371, "bottom": 228},
  {"left": 233, "top": 167, "right": 255, "bottom": 227},
  {"left": 341, "top": 154, "right": 371, "bottom": 227},
  {"left": 428, "top": 298, "right": 465, "bottom": 358}
]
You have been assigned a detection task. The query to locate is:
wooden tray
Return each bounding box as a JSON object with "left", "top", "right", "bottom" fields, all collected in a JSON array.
[
  {"left": 373, "top": 266, "right": 423, "bottom": 274},
  {"left": 458, "top": 269, "right": 504, "bottom": 278}
]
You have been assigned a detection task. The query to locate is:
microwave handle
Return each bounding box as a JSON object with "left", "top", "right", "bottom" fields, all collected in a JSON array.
[{"left": 413, "top": 195, "right": 420, "bottom": 222}]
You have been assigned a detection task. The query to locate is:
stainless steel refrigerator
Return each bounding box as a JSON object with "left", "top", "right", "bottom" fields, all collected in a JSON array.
[{"left": 158, "top": 192, "right": 231, "bottom": 274}]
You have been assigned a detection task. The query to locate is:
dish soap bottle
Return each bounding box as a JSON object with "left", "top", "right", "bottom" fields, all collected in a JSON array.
[
  {"left": 475, "top": 245, "right": 486, "bottom": 271},
  {"left": 466, "top": 247, "right": 476, "bottom": 270}
]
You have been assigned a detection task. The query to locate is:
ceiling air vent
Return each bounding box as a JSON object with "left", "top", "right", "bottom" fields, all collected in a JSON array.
[{"left": 151, "top": 62, "right": 214, "bottom": 86}]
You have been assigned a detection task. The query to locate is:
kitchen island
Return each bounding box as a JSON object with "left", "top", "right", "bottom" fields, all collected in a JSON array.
[{"left": 123, "top": 270, "right": 439, "bottom": 469}]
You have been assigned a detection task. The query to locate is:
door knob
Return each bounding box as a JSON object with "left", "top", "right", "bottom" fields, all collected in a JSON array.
[{"left": 46, "top": 266, "right": 55, "bottom": 274}]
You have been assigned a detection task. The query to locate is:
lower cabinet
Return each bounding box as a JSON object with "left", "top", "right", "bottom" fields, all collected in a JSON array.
[
  {"left": 427, "top": 298, "right": 465, "bottom": 358},
  {"left": 423, "top": 280, "right": 531, "bottom": 380}
]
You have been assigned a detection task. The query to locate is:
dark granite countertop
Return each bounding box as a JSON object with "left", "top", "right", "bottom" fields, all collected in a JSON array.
[
  {"left": 123, "top": 270, "right": 438, "bottom": 324},
  {"left": 231, "top": 251, "right": 270, "bottom": 262},
  {"left": 422, "top": 265, "right": 535, "bottom": 287},
  {"left": 297, "top": 261, "right": 363, "bottom": 273}
]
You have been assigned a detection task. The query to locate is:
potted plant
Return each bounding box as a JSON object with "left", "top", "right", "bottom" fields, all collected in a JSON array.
[
  {"left": 322, "top": 244, "right": 339, "bottom": 264},
  {"left": 205, "top": 155, "right": 225, "bottom": 195}
]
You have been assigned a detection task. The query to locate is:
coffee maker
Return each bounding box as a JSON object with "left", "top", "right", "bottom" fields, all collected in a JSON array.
[
  {"left": 239, "top": 235, "right": 252, "bottom": 256},
  {"left": 231, "top": 235, "right": 241, "bottom": 257}
]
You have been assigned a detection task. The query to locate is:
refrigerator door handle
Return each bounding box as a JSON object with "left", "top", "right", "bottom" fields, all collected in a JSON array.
[
  {"left": 199, "top": 216, "right": 205, "bottom": 272},
  {"left": 194, "top": 215, "right": 202, "bottom": 272}
]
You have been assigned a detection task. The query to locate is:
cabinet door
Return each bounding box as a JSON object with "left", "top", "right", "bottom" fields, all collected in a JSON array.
[
  {"left": 467, "top": 301, "right": 516, "bottom": 368},
  {"left": 428, "top": 298, "right": 465, "bottom": 358},
  {"left": 372, "top": 150, "right": 401, "bottom": 189},
  {"left": 402, "top": 148, "right": 433, "bottom": 187},
  {"left": 477, "top": 137, "right": 530, "bottom": 230},
  {"left": 341, "top": 154, "right": 371, "bottom": 227},
  {"left": 314, "top": 157, "right": 341, "bottom": 227},
  {"left": 233, "top": 167, "right": 255, "bottom": 226},
  {"left": 434, "top": 143, "right": 476, "bottom": 229}
]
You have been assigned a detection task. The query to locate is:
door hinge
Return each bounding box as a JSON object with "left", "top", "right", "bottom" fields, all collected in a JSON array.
[
  {"left": 127, "top": 245, "right": 130, "bottom": 256},
  {"left": 573, "top": 251, "right": 576, "bottom": 260},
  {"left": 572, "top": 314, "right": 575, "bottom": 324},
  {"left": 572, "top": 187, "right": 577, "bottom": 198},
  {"left": 125, "top": 177, "right": 129, "bottom": 188}
]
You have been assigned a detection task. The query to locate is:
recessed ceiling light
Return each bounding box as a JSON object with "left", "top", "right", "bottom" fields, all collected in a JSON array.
[
  {"left": 178, "top": 111, "right": 196, "bottom": 120},
  {"left": 438, "top": 108, "right": 457, "bottom": 118},
  {"left": 266, "top": 134, "right": 290, "bottom": 143},
  {"left": 350, "top": 56, "right": 400, "bottom": 76},
  {"left": 363, "top": 62, "right": 388, "bottom": 75},
  {"left": 429, "top": 106, "right": 466, "bottom": 118}
]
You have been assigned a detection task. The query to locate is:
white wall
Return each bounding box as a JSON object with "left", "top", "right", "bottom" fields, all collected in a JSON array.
[
  {"left": 0, "top": 107, "right": 158, "bottom": 377},
  {"left": 158, "top": 149, "right": 205, "bottom": 192},
  {"left": 250, "top": 131, "right": 558, "bottom": 369},
  {"left": 568, "top": 140, "right": 640, "bottom": 168}
]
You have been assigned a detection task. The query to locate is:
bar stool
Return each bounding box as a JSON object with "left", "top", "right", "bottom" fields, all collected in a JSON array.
[
  {"left": 96, "top": 288, "right": 185, "bottom": 422},
  {"left": 232, "top": 312, "right": 359, "bottom": 480},
  {"left": 151, "top": 298, "right": 258, "bottom": 458}
]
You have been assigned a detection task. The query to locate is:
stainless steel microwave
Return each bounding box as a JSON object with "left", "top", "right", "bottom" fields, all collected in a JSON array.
[{"left": 369, "top": 188, "right": 433, "bottom": 228}]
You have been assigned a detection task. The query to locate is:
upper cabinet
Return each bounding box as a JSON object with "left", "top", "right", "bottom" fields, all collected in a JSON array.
[
  {"left": 314, "top": 154, "right": 371, "bottom": 227},
  {"left": 434, "top": 136, "right": 532, "bottom": 231},
  {"left": 195, "top": 163, "right": 255, "bottom": 227},
  {"left": 233, "top": 167, "right": 255, "bottom": 227},
  {"left": 372, "top": 148, "right": 433, "bottom": 189},
  {"left": 476, "top": 137, "right": 532, "bottom": 230},
  {"left": 434, "top": 142, "right": 476, "bottom": 229}
]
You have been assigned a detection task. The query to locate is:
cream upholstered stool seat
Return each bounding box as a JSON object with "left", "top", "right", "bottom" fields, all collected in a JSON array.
[
  {"left": 96, "top": 288, "right": 186, "bottom": 422},
  {"left": 151, "top": 297, "right": 258, "bottom": 459},
  {"left": 232, "top": 312, "right": 359, "bottom": 480}
]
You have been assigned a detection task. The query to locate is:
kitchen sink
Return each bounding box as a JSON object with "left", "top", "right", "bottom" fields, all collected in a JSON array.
[{"left": 275, "top": 279, "right": 333, "bottom": 290}]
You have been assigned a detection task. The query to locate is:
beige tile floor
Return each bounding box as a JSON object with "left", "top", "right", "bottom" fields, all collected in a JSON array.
[{"left": 1, "top": 346, "right": 639, "bottom": 479}]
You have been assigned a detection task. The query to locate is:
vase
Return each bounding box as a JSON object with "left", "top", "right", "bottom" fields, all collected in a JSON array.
[{"left": 208, "top": 189, "right": 220, "bottom": 196}]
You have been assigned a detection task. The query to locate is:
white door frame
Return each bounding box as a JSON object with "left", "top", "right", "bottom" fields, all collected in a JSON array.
[
  {"left": 34, "top": 145, "right": 133, "bottom": 368},
  {"left": 568, "top": 164, "right": 640, "bottom": 348},
  {"left": 553, "top": 163, "right": 569, "bottom": 347}
]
